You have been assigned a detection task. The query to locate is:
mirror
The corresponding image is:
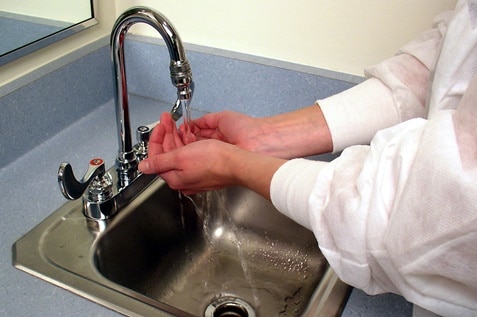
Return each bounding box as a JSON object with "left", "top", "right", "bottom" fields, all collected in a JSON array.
[{"left": 0, "top": 0, "right": 96, "bottom": 66}]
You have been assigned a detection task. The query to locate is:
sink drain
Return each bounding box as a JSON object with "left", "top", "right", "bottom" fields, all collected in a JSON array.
[{"left": 204, "top": 296, "right": 256, "bottom": 317}]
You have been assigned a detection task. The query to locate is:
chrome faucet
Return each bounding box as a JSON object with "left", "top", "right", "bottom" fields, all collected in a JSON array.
[
  {"left": 111, "top": 6, "right": 194, "bottom": 182},
  {"left": 57, "top": 7, "right": 193, "bottom": 221}
]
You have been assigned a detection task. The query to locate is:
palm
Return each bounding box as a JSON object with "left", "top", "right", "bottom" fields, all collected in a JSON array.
[{"left": 185, "top": 111, "right": 260, "bottom": 152}]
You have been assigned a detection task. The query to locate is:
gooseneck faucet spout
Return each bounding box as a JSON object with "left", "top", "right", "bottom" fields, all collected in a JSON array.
[
  {"left": 111, "top": 7, "right": 193, "bottom": 178},
  {"left": 57, "top": 7, "right": 193, "bottom": 221}
]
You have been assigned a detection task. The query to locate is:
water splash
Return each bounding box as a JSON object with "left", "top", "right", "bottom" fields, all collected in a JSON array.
[{"left": 213, "top": 190, "right": 261, "bottom": 308}]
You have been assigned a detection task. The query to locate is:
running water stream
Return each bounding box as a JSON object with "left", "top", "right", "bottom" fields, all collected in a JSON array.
[
  {"left": 181, "top": 191, "right": 262, "bottom": 309},
  {"left": 178, "top": 99, "right": 194, "bottom": 143}
]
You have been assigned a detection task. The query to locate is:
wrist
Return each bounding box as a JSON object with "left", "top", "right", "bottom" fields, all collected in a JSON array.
[{"left": 227, "top": 146, "right": 286, "bottom": 200}]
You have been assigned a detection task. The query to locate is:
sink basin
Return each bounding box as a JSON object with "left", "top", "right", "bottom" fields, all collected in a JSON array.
[{"left": 13, "top": 176, "right": 350, "bottom": 316}]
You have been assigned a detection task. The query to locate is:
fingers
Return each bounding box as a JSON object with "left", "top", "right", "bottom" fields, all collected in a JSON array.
[
  {"left": 139, "top": 112, "right": 188, "bottom": 175},
  {"left": 160, "top": 112, "right": 183, "bottom": 151},
  {"left": 181, "top": 127, "right": 197, "bottom": 144},
  {"left": 180, "top": 113, "right": 226, "bottom": 141},
  {"left": 149, "top": 113, "right": 183, "bottom": 153},
  {"left": 148, "top": 124, "right": 165, "bottom": 157}
]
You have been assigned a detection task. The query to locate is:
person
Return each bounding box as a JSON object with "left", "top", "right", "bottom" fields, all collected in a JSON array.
[{"left": 139, "top": 0, "right": 477, "bottom": 316}]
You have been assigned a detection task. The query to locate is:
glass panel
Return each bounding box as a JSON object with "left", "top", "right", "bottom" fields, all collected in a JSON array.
[{"left": 0, "top": 0, "right": 96, "bottom": 65}]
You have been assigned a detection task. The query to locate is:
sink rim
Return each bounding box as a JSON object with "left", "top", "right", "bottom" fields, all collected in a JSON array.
[{"left": 12, "top": 177, "right": 350, "bottom": 317}]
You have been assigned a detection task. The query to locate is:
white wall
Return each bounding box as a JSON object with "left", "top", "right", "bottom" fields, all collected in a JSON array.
[
  {"left": 0, "top": 0, "right": 458, "bottom": 88},
  {"left": 116, "top": 0, "right": 456, "bottom": 77}
]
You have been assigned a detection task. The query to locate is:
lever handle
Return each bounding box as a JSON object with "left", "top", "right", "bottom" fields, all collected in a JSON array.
[{"left": 58, "top": 158, "right": 106, "bottom": 200}]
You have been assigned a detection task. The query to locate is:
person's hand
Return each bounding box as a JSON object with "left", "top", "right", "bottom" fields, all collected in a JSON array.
[
  {"left": 180, "top": 110, "right": 264, "bottom": 152},
  {"left": 180, "top": 106, "right": 333, "bottom": 159},
  {"left": 139, "top": 112, "right": 232, "bottom": 194},
  {"left": 140, "top": 137, "right": 242, "bottom": 195},
  {"left": 146, "top": 112, "right": 186, "bottom": 157},
  {"left": 138, "top": 112, "right": 285, "bottom": 198}
]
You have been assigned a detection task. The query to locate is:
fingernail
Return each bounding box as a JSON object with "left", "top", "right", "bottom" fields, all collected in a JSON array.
[{"left": 138, "top": 160, "right": 149, "bottom": 173}]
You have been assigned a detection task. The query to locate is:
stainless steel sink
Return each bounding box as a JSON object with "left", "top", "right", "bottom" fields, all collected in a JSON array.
[{"left": 13, "top": 176, "right": 350, "bottom": 316}]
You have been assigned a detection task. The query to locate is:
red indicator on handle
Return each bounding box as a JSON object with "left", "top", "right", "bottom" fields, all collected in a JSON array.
[{"left": 89, "top": 158, "right": 104, "bottom": 166}]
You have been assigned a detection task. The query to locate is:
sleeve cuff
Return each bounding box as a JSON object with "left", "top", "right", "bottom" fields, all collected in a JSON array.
[
  {"left": 270, "top": 158, "right": 328, "bottom": 230},
  {"left": 318, "top": 78, "right": 399, "bottom": 153}
]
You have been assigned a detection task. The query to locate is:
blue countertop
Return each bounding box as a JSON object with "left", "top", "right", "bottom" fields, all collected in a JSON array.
[{"left": 0, "top": 40, "right": 412, "bottom": 316}]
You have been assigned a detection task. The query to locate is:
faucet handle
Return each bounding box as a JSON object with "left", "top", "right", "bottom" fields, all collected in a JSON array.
[
  {"left": 135, "top": 121, "right": 159, "bottom": 160},
  {"left": 136, "top": 121, "right": 159, "bottom": 144},
  {"left": 58, "top": 158, "right": 106, "bottom": 200}
]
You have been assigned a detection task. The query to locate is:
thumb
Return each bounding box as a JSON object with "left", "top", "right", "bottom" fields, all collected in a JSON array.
[
  {"left": 138, "top": 159, "right": 154, "bottom": 174},
  {"left": 138, "top": 152, "right": 177, "bottom": 174}
]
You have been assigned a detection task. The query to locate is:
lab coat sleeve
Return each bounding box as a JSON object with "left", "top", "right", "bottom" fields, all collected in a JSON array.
[
  {"left": 271, "top": 76, "right": 477, "bottom": 317},
  {"left": 318, "top": 11, "right": 451, "bottom": 153},
  {"left": 270, "top": 7, "right": 477, "bottom": 315}
]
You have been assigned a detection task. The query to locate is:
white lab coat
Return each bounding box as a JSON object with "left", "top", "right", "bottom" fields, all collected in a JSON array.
[{"left": 270, "top": 1, "right": 477, "bottom": 316}]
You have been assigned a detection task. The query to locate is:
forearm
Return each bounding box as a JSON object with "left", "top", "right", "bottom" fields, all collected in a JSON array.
[
  {"left": 228, "top": 146, "right": 287, "bottom": 200},
  {"left": 254, "top": 105, "right": 333, "bottom": 158}
]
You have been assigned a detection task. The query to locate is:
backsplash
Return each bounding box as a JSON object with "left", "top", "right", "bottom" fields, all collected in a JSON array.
[
  {"left": 125, "top": 39, "right": 356, "bottom": 117},
  {"left": 0, "top": 46, "right": 113, "bottom": 168},
  {"left": 0, "top": 38, "right": 356, "bottom": 169}
]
